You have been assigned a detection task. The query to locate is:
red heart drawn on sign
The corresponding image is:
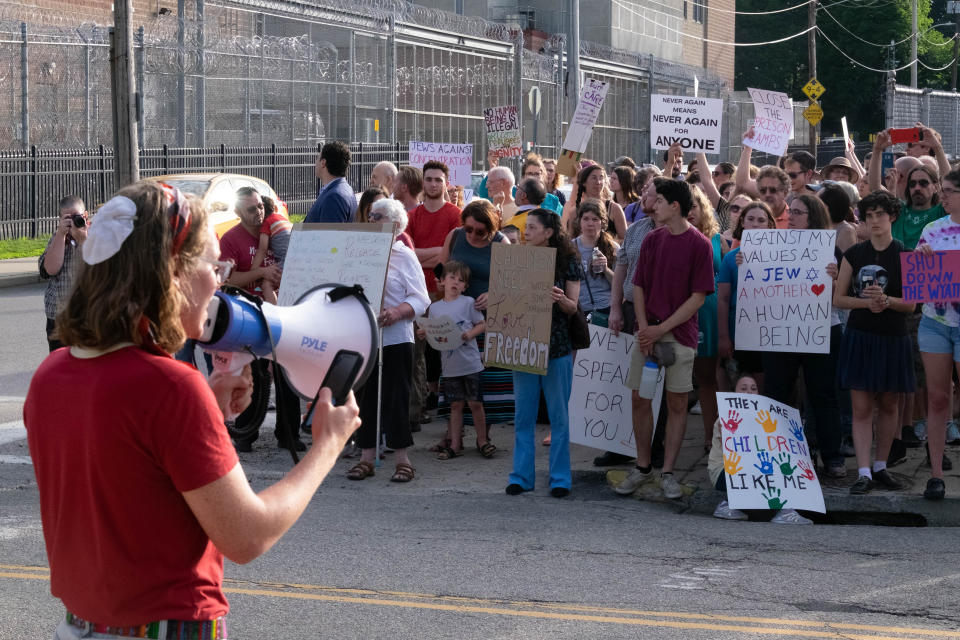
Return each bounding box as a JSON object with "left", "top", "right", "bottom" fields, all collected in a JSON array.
[{"left": 811, "top": 284, "right": 825, "bottom": 296}]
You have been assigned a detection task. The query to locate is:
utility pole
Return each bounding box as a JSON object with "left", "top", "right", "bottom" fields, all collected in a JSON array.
[
  {"left": 952, "top": 3, "right": 960, "bottom": 91},
  {"left": 911, "top": 0, "right": 918, "bottom": 88},
  {"left": 808, "top": 0, "right": 817, "bottom": 157},
  {"left": 569, "top": 0, "right": 580, "bottom": 116},
  {"left": 111, "top": 0, "right": 139, "bottom": 187}
]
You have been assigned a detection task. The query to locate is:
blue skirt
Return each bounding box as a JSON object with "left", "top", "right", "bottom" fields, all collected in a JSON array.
[{"left": 837, "top": 328, "right": 915, "bottom": 393}]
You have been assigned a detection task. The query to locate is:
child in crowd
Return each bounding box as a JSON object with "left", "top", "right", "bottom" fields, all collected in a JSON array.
[
  {"left": 834, "top": 191, "right": 916, "bottom": 495},
  {"left": 501, "top": 224, "right": 520, "bottom": 245},
  {"left": 250, "top": 194, "right": 292, "bottom": 304},
  {"left": 420, "top": 261, "right": 493, "bottom": 460},
  {"left": 709, "top": 375, "right": 813, "bottom": 525}
]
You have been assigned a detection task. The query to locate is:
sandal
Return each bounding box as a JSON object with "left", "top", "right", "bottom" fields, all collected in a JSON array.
[
  {"left": 390, "top": 462, "right": 415, "bottom": 482},
  {"left": 542, "top": 434, "right": 552, "bottom": 446},
  {"left": 346, "top": 460, "right": 375, "bottom": 480},
  {"left": 477, "top": 441, "right": 496, "bottom": 458},
  {"left": 428, "top": 438, "right": 451, "bottom": 453},
  {"left": 436, "top": 446, "right": 463, "bottom": 460}
]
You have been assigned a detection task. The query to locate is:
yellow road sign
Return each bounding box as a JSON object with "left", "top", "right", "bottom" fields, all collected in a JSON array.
[
  {"left": 802, "top": 78, "right": 825, "bottom": 101},
  {"left": 803, "top": 103, "right": 824, "bottom": 126}
]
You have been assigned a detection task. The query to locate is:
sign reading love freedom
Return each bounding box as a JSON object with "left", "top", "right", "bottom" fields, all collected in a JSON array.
[
  {"left": 484, "top": 244, "right": 555, "bottom": 375},
  {"left": 555, "top": 78, "right": 609, "bottom": 177},
  {"left": 408, "top": 141, "right": 473, "bottom": 186},
  {"left": 901, "top": 250, "right": 960, "bottom": 303},
  {"left": 736, "top": 229, "right": 837, "bottom": 354},
  {"left": 568, "top": 325, "right": 663, "bottom": 456},
  {"left": 743, "top": 88, "right": 793, "bottom": 156},
  {"left": 716, "top": 392, "right": 825, "bottom": 513},
  {"left": 650, "top": 94, "right": 723, "bottom": 152},
  {"left": 483, "top": 105, "right": 522, "bottom": 158}
]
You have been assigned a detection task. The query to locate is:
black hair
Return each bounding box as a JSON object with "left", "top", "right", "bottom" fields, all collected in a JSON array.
[
  {"left": 818, "top": 183, "right": 852, "bottom": 225},
  {"left": 320, "top": 141, "right": 351, "bottom": 177},
  {"left": 904, "top": 165, "right": 939, "bottom": 209},
  {"left": 527, "top": 208, "right": 578, "bottom": 281},
  {"left": 59, "top": 195, "right": 84, "bottom": 211},
  {"left": 422, "top": 160, "right": 450, "bottom": 179},
  {"left": 787, "top": 150, "right": 816, "bottom": 172},
  {"left": 517, "top": 177, "right": 546, "bottom": 206},
  {"left": 652, "top": 176, "right": 692, "bottom": 217},
  {"left": 793, "top": 194, "right": 831, "bottom": 230},
  {"left": 236, "top": 185, "right": 260, "bottom": 199},
  {"left": 716, "top": 162, "right": 735, "bottom": 176},
  {"left": 859, "top": 190, "right": 901, "bottom": 222}
]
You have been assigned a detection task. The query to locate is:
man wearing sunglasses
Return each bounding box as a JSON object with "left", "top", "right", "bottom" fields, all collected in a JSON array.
[
  {"left": 894, "top": 165, "right": 943, "bottom": 251},
  {"left": 735, "top": 128, "right": 791, "bottom": 228},
  {"left": 783, "top": 150, "right": 817, "bottom": 197}
]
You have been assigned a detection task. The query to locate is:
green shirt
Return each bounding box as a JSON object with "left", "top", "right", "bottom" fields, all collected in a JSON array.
[{"left": 892, "top": 203, "right": 945, "bottom": 250}]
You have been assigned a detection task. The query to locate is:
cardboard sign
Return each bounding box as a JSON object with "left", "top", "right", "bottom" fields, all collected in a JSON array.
[
  {"left": 735, "top": 229, "right": 837, "bottom": 354},
  {"left": 650, "top": 94, "right": 723, "bottom": 152},
  {"left": 556, "top": 78, "right": 609, "bottom": 177},
  {"left": 484, "top": 243, "right": 556, "bottom": 374},
  {"left": 484, "top": 105, "right": 522, "bottom": 158},
  {"left": 408, "top": 141, "right": 473, "bottom": 186},
  {"left": 743, "top": 88, "right": 793, "bottom": 156},
  {"left": 901, "top": 250, "right": 960, "bottom": 302},
  {"left": 717, "top": 392, "right": 825, "bottom": 513},
  {"left": 569, "top": 325, "right": 663, "bottom": 456},
  {"left": 416, "top": 315, "right": 463, "bottom": 351},
  {"left": 278, "top": 223, "right": 394, "bottom": 312}
]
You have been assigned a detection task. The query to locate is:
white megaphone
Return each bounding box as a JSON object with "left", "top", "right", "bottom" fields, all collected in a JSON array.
[{"left": 197, "top": 284, "right": 378, "bottom": 410}]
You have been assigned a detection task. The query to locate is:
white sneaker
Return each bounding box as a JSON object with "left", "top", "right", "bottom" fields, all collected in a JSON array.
[
  {"left": 712, "top": 500, "right": 748, "bottom": 521},
  {"left": 690, "top": 401, "right": 702, "bottom": 415},
  {"left": 948, "top": 421, "right": 960, "bottom": 445},
  {"left": 915, "top": 419, "right": 928, "bottom": 441},
  {"left": 661, "top": 473, "right": 684, "bottom": 499},
  {"left": 770, "top": 508, "right": 812, "bottom": 525},
  {"left": 613, "top": 468, "right": 654, "bottom": 495}
]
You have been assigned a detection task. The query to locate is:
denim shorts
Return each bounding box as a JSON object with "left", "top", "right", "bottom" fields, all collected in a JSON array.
[{"left": 917, "top": 314, "right": 960, "bottom": 361}]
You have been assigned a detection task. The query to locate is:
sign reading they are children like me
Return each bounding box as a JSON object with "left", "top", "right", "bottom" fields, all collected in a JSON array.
[
  {"left": 650, "top": 94, "right": 723, "bottom": 152},
  {"left": 717, "top": 392, "right": 825, "bottom": 513},
  {"left": 483, "top": 105, "right": 523, "bottom": 158},
  {"left": 901, "top": 250, "right": 960, "bottom": 303},
  {"left": 743, "top": 88, "right": 794, "bottom": 156},
  {"left": 735, "top": 229, "right": 837, "bottom": 354},
  {"left": 484, "top": 243, "right": 556, "bottom": 375},
  {"left": 408, "top": 141, "right": 473, "bottom": 186}
]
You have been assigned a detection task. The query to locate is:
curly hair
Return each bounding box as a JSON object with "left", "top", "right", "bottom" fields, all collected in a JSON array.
[{"left": 689, "top": 186, "right": 719, "bottom": 238}]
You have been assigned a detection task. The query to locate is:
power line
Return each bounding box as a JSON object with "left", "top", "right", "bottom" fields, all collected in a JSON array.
[
  {"left": 639, "top": 0, "right": 812, "bottom": 17},
  {"left": 816, "top": 26, "right": 939, "bottom": 73},
  {"left": 819, "top": 5, "right": 955, "bottom": 49}
]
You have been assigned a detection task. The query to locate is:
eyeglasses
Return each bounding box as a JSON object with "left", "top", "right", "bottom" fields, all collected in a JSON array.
[
  {"left": 788, "top": 208, "right": 809, "bottom": 217},
  {"left": 758, "top": 186, "right": 782, "bottom": 195},
  {"left": 909, "top": 179, "right": 931, "bottom": 188},
  {"left": 941, "top": 186, "right": 960, "bottom": 197},
  {"left": 463, "top": 224, "right": 488, "bottom": 237},
  {"left": 201, "top": 257, "right": 233, "bottom": 285},
  {"left": 728, "top": 204, "right": 743, "bottom": 213},
  {"left": 787, "top": 172, "right": 802, "bottom": 179},
  {"left": 368, "top": 212, "right": 385, "bottom": 221}
]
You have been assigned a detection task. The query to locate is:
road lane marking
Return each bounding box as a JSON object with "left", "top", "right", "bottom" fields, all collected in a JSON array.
[
  {"left": 0, "top": 565, "right": 955, "bottom": 638},
  {"left": 0, "top": 455, "right": 31, "bottom": 465},
  {"left": 0, "top": 420, "right": 26, "bottom": 447}
]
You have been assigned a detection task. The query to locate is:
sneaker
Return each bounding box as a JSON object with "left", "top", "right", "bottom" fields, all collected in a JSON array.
[
  {"left": 849, "top": 475, "right": 874, "bottom": 495},
  {"left": 887, "top": 439, "right": 907, "bottom": 467},
  {"left": 901, "top": 424, "right": 923, "bottom": 448},
  {"left": 234, "top": 440, "right": 253, "bottom": 453},
  {"left": 915, "top": 419, "right": 928, "bottom": 441},
  {"left": 948, "top": 421, "right": 960, "bottom": 445},
  {"left": 550, "top": 487, "right": 570, "bottom": 498},
  {"left": 923, "top": 477, "right": 946, "bottom": 500},
  {"left": 925, "top": 443, "right": 954, "bottom": 471},
  {"left": 771, "top": 508, "right": 813, "bottom": 525},
  {"left": 824, "top": 462, "right": 847, "bottom": 479},
  {"left": 505, "top": 483, "right": 530, "bottom": 495},
  {"left": 839, "top": 435, "right": 856, "bottom": 457},
  {"left": 712, "top": 500, "right": 748, "bottom": 521},
  {"left": 689, "top": 401, "right": 702, "bottom": 415},
  {"left": 613, "top": 467, "right": 654, "bottom": 495},
  {"left": 593, "top": 451, "right": 636, "bottom": 466},
  {"left": 872, "top": 468, "right": 904, "bottom": 490},
  {"left": 661, "top": 473, "right": 683, "bottom": 499}
]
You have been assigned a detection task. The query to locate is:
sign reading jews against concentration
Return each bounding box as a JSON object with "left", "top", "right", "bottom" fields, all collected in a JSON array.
[
  {"left": 717, "top": 392, "right": 825, "bottom": 513},
  {"left": 901, "top": 250, "right": 960, "bottom": 303},
  {"left": 743, "top": 88, "right": 793, "bottom": 156},
  {"left": 568, "top": 325, "right": 663, "bottom": 456},
  {"left": 408, "top": 141, "right": 473, "bottom": 186},
  {"left": 735, "top": 229, "right": 837, "bottom": 354},
  {"left": 650, "top": 94, "right": 723, "bottom": 152},
  {"left": 555, "top": 78, "right": 609, "bottom": 177},
  {"left": 484, "top": 244, "right": 556, "bottom": 375},
  {"left": 483, "top": 105, "right": 522, "bottom": 158}
]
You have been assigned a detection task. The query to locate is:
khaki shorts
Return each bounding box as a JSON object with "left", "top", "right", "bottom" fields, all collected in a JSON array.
[{"left": 626, "top": 331, "right": 696, "bottom": 394}]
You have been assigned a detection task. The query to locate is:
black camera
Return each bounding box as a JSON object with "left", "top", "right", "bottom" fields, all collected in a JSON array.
[{"left": 70, "top": 214, "right": 86, "bottom": 229}]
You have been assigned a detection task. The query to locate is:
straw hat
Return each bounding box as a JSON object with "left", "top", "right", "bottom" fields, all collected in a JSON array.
[{"left": 820, "top": 156, "right": 862, "bottom": 183}]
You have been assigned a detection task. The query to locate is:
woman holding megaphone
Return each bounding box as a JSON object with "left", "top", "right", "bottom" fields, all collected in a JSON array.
[{"left": 23, "top": 180, "right": 361, "bottom": 639}]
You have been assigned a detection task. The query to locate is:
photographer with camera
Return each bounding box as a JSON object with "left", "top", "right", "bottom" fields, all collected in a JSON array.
[{"left": 39, "top": 195, "right": 88, "bottom": 352}]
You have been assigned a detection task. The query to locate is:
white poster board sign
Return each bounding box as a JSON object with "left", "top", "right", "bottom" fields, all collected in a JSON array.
[
  {"left": 743, "top": 88, "right": 793, "bottom": 156},
  {"left": 278, "top": 223, "right": 394, "bottom": 313},
  {"left": 556, "top": 78, "right": 610, "bottom": 177},
  {"left": 650, "top": 94, "right": 723, "bottom": 152},
  {"left": 408, "top": 141, "right": 473, "bottom": 186},
  {"left": 735, "top": 229, "right": 836, "bottom": 354},
  {"left": 717, "top": 392, "right": 825, "bottom": 513},
  {"left": 415, "top": 315, "right": 463, "bottom": 352},
  {"left": 483, "top": 105, "right": 523, "bottom": 158},
  {"left": 569, "top": 325, "right": 663, "bottom": 457}
]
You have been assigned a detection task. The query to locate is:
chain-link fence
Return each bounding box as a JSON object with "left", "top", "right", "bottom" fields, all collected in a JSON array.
[{"left": 886, "top": 79, "right": 960, "bottom": 158}]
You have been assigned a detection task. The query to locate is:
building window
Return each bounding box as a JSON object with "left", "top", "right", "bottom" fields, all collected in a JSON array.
[
  {"left": 692, "top": 0, "right": 707, "bottom": 24},
  {"left": 683, "top": 1, "right": 687, "bottom": 20}
]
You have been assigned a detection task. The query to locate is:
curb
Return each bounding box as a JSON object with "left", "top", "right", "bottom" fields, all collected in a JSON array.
[{"left": 0, "top": 273, "right": 41, "bottom": 289}]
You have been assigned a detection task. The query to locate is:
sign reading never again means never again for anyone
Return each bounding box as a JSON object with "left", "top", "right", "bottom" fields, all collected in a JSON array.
[{"left": 649, "top": 94, "right": 723, "bottom": 152}]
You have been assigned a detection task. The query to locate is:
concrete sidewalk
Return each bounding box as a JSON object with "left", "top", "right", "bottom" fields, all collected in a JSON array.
[{"left": 0, "top": 257, "right": 41, "bottom": 288}]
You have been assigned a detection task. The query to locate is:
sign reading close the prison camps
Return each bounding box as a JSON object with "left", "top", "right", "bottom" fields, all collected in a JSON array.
[
  {"left": 743, "top": 87, "right": 794, "bottom": 156},
  {"left": 484, "top": 243, "right": 555, "bottom": 375},
  {"left": 650, "top": 94, "right": 723, "bottom": 152},
  {"left": 408, "top": 141, "right": 473, "bottom": 186},
  {"left": 555, "top": 78, "right": 609, "bottom": 177},
  {"left": 735, "top": 229, "right": 837, "bottom": 354}
]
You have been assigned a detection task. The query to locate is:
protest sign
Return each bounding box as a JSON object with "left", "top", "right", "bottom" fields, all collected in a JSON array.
[
  {"left": 408, "top": 141, "right": 473, "bottom": 186},
  {"left": 556, "top": 78, "right": 609, "bottom": 177},
  {"left": 278, "top": 223, "right": 394, "bottom": 312},
  {"left": 716, "top": 392, "right": 825, "bottom": 513},
  {"left": 483, "top": 105, "right": 522, "bottom": 158},
  {"left": 735, "top": 229, "right": 837, "bottom": 354},
  {"left": 416, "top": 315, "right": 463, "bottom": 352},
  {"left": 901, "top": 250, "right": 960, "bottom": 303},
  {"left": 569, "top": 325, "right": 663, "bottom": 456},
  {"left": 650, "top": 94, "right": 723, "bottom": 152},
  {"left": 484, "top": 243, "right": 555, "bottom": 374},
  {"left": 743, "top": 88, "right": 793, "bottom": 156}
]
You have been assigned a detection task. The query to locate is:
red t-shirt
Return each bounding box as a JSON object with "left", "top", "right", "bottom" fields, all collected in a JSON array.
[
  {"left": 632, "top": 225, "right": 716, "bottom": 350},
  {"left": 24, "top": 347, "right": 238, "bottom": 626},
  {"left": 259, "top": 212, "right": 292, "bottom": 237},
  {"left": 219, "top": 223, "right": 275, "bottom": 297},
  {"left": 407, "top": 202, "right": 461, "bottom": 292}
]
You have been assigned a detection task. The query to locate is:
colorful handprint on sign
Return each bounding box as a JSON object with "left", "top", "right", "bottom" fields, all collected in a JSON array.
[
  {"left": 776, "top": 453, "right": 797, "bottom": 477},
  {"left": 724, "top": 452, "right": 743, "bottom": 476},
  {"left": 762, "top": 488, "right": 788, "bottom": 510},
  {"left": 754, "top": 451, "right": 774, "bottom": 475},
  {"left": 755, "top": 410, "right": 778, "bottom": 434},
  {"left": 721, "top": 410, "right": 742, "bottom": 433},
  {"left": 788, "top": 419, "right": 805, "bottom": 442},
  {"left": 797, "top": 459, "right": 815, "bottom": 481}
]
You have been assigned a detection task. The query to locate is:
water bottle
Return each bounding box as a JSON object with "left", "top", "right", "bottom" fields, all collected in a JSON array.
[
  {"left": 591, "top": 246, "right": 605, "bottom": 275},
  {"left": 637, "top": 359, "right": 659, "bottom": 399}
]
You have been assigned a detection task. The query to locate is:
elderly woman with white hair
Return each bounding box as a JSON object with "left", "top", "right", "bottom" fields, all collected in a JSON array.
[{"left": 346, "top": 198, "right": 430, "bottom": 483}]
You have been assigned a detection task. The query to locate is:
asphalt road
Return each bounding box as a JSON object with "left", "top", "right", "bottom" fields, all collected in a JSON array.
[{"left": 2, "top": 283, "right": 960, "bottom": 639}]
